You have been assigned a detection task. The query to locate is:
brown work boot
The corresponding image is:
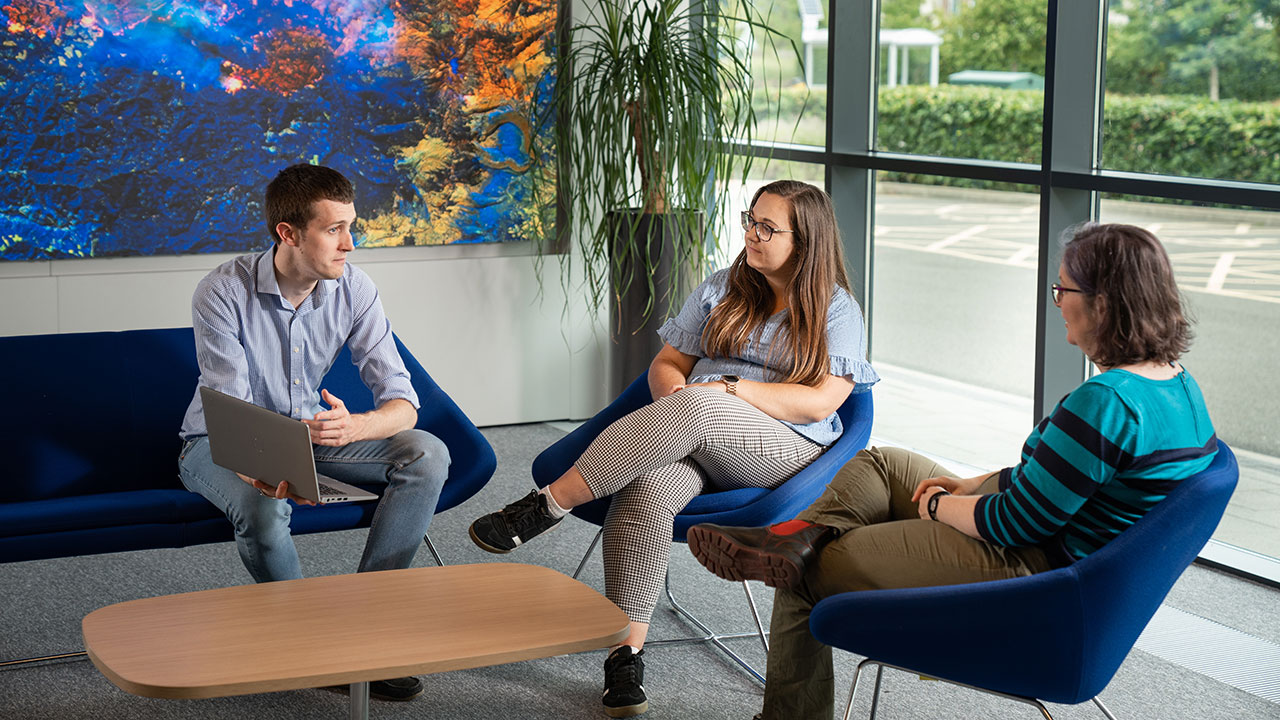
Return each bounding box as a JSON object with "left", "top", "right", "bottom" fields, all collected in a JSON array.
[{"left": 687, "top": 520, "right": 836, "bottom": 591}]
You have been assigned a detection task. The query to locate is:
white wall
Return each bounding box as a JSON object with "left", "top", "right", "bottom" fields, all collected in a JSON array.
[{"left": 0, "top": 243, "right": 610, "bottom": 427}]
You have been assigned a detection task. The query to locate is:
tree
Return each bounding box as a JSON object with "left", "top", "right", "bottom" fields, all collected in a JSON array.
[
  {"left": 881, "top": 0, "right": 937, "bottom": 29},
  {"left": 939, "top": 0, "right": 1047, "bottom": 77},
  {"left": 1108, "top": 0, "right": 1280, "bottom": 101}
]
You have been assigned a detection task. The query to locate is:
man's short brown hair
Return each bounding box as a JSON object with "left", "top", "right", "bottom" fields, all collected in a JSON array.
[
  {"left": 1062, "top": 222, "right": 1192, "bottom": 368},
  {"left": 264, "top": 164, "right": 355, "bottom": 243}
]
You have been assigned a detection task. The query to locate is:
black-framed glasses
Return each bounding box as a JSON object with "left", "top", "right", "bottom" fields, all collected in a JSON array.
[
  {"left": 1051, "top": 283, "right": 1087, "bottom": 304},
  {"left": 740, "top": 211, "right": 795, "bottom": 243}
]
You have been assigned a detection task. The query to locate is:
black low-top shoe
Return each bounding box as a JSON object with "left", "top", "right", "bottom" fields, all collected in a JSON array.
[
  {"left": 468, "top": 490, "right": 563, "bottom": 554},
  {"left": 602, "top": 646, "right": 648, "bottom": 717},
  {"left": 326, "top": 675, "right": 423, "bottom": 701},
  {"left": 686, "top": 520, "right": 837, "bottom": 591},
  {"left": 369, "top": 676, "right": 424, "bottom": 701}
]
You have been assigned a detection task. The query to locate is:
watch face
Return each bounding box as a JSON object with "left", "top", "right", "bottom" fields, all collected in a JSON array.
[{"left": 722, "top": 375, "right": 740, "bottom": 382}]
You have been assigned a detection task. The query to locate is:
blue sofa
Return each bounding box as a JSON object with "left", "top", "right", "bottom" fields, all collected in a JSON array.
[{"left": 0, "top": 327, "right": 496, "bottom": 563}]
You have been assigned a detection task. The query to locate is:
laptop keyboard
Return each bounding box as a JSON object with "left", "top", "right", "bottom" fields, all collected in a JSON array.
[{"left": 318, "top": 482, "right": 345, "bottom": 497}]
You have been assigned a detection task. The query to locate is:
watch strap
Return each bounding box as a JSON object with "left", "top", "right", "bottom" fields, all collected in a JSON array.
[{"left": 927, "top": 490, "right": 950, "bottom": 521}]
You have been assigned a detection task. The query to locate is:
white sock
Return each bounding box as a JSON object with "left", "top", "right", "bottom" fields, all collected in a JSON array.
[
  {"left": 539, "top": 486, "right": 569, "bottom": 518},
  {"left": 610, "top": 644, "right": 642, "bottom": 657}
]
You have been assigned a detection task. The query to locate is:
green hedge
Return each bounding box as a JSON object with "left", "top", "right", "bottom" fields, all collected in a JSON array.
[
  {"left": 756, "top": 85, "right": 1280, "bottom": 193},
  {"left": 877, "top": 85, "right": 1042, "bottom": 190}
]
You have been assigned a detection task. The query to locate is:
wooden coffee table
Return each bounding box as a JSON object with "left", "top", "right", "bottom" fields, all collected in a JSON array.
[{"left": 82, "top": 563, "right": 630, "bottom": 719}]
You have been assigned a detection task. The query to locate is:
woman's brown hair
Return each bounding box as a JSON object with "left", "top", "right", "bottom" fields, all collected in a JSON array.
[
  {"left": 701, "top": 180, "right": 851, "bottom": 386},
  {"left": 1062, "top": 222, "right": 1192, "bottom": 368}
]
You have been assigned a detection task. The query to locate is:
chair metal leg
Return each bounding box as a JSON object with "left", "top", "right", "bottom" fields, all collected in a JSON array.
[
  {"left": 841, "top": 659, "right": 1103, "bottom": 720},
  {"left": 571, "top": 528, "right": 604, "bottom": 580},
  {"left": 422, "top": 533, "right": 445, "bottom": 567},
  {"left": 570, "top": 528, "right": 768, "bottom": 684},
  {"left": 867, "top": 662, "right": 884, "bottom": 720},
  {"left": 647, "top": 575, "right": 768, "bottom": 685},
  {"left": 742, "top": 581, "right": 770, "bottom": 654},
  {"left": 843, "top": 659, "right": 885, "bottom": 720},
  {"left": 1092, "top": 696, "right": 1120, "bottom": 720}
]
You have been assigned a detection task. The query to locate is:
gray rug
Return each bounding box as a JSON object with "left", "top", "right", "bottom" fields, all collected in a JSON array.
[{"left": 1, "top": 423, "right": 1276, "bottom": 719}]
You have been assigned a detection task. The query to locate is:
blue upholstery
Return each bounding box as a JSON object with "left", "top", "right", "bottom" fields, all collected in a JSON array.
[
  {"left": 808, "top": 441, "right": 1239, "bottom": 707},
  {"left": 0, "top": 327, "right": 496, "bottom": 563},
  {"left": 531, "top": 371, "right": 874, "bottom": 542}
]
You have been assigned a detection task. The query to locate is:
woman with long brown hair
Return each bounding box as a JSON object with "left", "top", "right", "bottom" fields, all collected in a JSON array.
[{"left": 468, "top": 180, "right": 878, "bottom": 717}]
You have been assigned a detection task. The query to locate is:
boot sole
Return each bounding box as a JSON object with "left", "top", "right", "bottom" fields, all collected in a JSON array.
[
  {"left": 604, "top": 700, "right": 649, "bottom": 717},
  {"left": 686, "top": 526, "right": 805, "bottom": 591}
]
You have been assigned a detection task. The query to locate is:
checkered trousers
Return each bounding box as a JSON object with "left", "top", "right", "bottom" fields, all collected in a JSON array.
[{"left": 575, "top": 388, "right": 825, "bottom": 624}]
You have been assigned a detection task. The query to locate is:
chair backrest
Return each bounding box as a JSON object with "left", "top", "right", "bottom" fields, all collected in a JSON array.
[
  {"left": 5, "top": 328, "right": 202, "bottom": 500},
  {"left": 4, "top": 328, "right": 494, "bottom": 512},
  {"left": 1070, "top": 440, "right": 1238, "bottom": 700},
  {"left": 290, "top": 335, "right": 496, "bottom": 514},
  {"left": 532, "top": 370, "right": 874, "bottom": 541}
]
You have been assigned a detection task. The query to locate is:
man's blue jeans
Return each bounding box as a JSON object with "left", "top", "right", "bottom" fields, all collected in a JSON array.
[{"left": 179, "top": 430, "right": 450, "bottom": 583}]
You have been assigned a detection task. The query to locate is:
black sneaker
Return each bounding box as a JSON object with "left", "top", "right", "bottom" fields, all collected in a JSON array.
[
  {"left": 468, "top": 490, "right": 563, "bottom": 554},
  {"left": 602, "top": 646, "right": 647, "bottom": 717}
]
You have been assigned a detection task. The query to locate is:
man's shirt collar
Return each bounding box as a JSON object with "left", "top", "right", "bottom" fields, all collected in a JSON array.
[{"left": 255, "top": 245, "right": 339, "bottom": 305}]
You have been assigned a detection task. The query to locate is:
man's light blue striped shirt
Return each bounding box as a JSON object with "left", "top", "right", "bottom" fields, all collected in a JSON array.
[{"left": 180, "top": 246, "right": 418, "bottom": 439}]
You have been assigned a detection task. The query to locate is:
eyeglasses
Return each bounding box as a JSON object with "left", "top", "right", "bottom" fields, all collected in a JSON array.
[
  {"left": 741, "top": 211, "right": 795, "bottom": 243},
  {"left": 1051, "top": 283, "right": 1087, "bottom": 304}
]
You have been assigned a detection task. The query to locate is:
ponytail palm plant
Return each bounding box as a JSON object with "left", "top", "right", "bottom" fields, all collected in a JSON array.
[{"left": 532, "top": 0, "right": 799, "bottom": 333}]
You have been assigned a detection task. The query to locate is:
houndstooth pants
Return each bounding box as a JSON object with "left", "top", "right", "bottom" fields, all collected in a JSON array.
[{"left": 575, "top": 387, "right": 825, "bottom": 624}]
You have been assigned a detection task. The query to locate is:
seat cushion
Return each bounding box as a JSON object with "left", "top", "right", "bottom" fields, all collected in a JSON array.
[{"left": 0, "top": 489, "right": 223, "bottom": 538}]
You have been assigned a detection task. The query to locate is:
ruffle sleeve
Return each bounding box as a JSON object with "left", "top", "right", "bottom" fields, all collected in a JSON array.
[
  {"left": 826, "top": 288, "right": 880, "bottom": 389},
  {"left": 829, "top": 354, "right": 880, "bottom": 388}
]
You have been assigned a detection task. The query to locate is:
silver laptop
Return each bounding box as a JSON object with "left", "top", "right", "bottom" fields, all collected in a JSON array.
[{"left": 200, "top": 386, "right": 379, "bottom": 504}]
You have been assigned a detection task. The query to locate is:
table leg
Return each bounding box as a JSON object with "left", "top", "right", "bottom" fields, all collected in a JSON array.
[{"left": 349, "top": 681, "right": 369, "bottom": 720}]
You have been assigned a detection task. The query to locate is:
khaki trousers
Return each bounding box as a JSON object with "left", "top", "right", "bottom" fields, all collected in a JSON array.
[{"left": 760, "top": 446, "right": 1053, "bottom": 720}]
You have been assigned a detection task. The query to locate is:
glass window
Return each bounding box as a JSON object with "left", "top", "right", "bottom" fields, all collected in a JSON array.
[
  {"left": 876, "top": 0, "right": 1046, "bottom": 162},
  {"left": 744, "top": 0, "right": 827, "bottom": 147},
  {"left": 1102, "top": 2, "right": 1280, "bottom": 184},
  {"left": 1099, "top": 197, "right": 1280, "bottom": 560},
  {"left": 869, "top": 172, "right": 1038, "bottom": 469}
]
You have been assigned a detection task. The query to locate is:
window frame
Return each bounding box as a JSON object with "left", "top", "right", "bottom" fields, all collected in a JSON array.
[{"left": 731, "top": 0, "right": 1280, "bottom": 586}]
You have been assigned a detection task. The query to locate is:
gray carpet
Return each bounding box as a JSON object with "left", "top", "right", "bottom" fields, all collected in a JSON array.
[{"left": 2, "top": 423, "right": 1277, "bottom": 719}]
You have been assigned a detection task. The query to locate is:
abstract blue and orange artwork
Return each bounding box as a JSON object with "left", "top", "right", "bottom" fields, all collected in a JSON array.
[{"left": 0, "top": 0, "right": 556, "bottom": 261}]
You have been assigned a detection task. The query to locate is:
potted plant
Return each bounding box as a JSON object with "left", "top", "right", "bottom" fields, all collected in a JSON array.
[{"left": 529, "top": 0, "right": 800, "bottom": 394}]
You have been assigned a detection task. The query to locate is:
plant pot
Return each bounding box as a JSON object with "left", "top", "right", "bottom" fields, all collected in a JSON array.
[{"left": 607, "top": 210, "right": 705, "bottom": 397}]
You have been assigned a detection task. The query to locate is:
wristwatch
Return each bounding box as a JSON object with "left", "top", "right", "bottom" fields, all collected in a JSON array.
[
  {"left": 927, "top": 490, "right": 951, "bottom": 521},
  {"left": 720, "top": 374, "right": 740, "bottom": 396}
]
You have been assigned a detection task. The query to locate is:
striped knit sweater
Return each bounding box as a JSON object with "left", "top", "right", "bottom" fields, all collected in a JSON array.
[{"left": 973, "top": 367, "right": 1218, "bottom": 566}]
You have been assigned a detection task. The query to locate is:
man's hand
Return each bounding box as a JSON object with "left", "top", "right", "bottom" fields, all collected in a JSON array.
[
  {"left": 236, "top": 472, "right": 317, "bottom": 506},
  {"left": 303, "top": 389, "right": 369, "bottom": 447}
]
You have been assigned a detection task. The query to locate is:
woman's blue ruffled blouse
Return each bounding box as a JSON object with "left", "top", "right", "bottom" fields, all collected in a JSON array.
[{"left": 657, "top": 269, "right": 879, "bottom": 446}]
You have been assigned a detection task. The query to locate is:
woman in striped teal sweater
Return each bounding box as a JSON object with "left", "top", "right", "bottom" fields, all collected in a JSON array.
[{"left": 687, "top": 222, "right": 1219, "bottom": 720}]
